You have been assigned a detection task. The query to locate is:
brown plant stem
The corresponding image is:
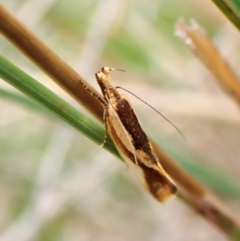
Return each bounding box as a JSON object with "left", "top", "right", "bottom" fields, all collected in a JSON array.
[
  {"left": 0, "top": 4, "right": 104, "bottom": 121},
  {"left": 152, "top": 142, "right": 240, "bottom": 238},
  {"left": 0, "top": 5, "right": 240, "bottom": 239},
  {"left": 176, "top": 19, "right": 240, "bottom": 106}
]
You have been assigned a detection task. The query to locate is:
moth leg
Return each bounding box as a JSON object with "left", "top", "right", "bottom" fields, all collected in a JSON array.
[
  {"left": 80, "top": 81, "right": 105, "bottom": 105},
  {"left": 81, "top": 78, "right": 108, "bottom": 147},
  {"left": 100, "top": 106, "right": 108, "bottom": 148}
]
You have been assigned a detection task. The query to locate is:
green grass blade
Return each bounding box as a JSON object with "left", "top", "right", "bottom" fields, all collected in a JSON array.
[
  {"left": 0, "top": 55, "right": 118, "bottom": 157},
  {"left": 0, "top": 87, "right": 49, "bottom": 113},
  {"left": 212, "top": 0, "right": 240, "bottom": 30}
]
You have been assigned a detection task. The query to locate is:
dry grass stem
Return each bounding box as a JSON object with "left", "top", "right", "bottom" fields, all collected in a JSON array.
[
  {"left": 0, "top": 4, "right": 104, "bottom": 121},
  {"left": 152, "top": 141, "right": 240, "bottom": 237},
  {"left": 176, "top": 19, "right": 240, "bottom": 107}
]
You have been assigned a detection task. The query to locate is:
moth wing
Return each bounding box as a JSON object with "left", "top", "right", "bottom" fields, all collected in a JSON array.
[
  {"left": 135, "top": 149, "right": 177, "bottom": 202},
  {"left": 105, "top": 94, "right": 177, "bottom": 202},
  {"left": 105, "top": 103, "right": 148, "bottom": 186}
]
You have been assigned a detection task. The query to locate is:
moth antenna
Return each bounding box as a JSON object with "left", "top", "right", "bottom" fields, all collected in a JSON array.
[
  {"left": 109, "top": 68, "right": 126, "bottom": 72},
  {"left": 116, "top": 86, "right": 186, "bottom": 141}
]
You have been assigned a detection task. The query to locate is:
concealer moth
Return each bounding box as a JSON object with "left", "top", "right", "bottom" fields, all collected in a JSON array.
[{"left": 86, "top": 67, "right": 177, "bottom": 202}]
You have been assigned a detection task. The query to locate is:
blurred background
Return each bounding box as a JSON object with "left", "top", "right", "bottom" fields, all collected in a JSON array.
[{"left": 0, "top": 0, "right": 240, "bottom": 240}]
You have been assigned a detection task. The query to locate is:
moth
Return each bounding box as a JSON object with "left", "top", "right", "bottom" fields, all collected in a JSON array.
[{"left": 86, "top": 67, "right": 177, "bottom": 202}]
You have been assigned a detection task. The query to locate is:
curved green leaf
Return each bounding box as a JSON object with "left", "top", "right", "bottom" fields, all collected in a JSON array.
[{"left": 0, "top": 55, "right": 119, "bottom": 157}]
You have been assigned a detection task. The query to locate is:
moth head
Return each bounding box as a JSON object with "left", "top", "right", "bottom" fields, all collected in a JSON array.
[
  {"left": 101, "top": 66, "right": 111, "bottom": 76},
  {"left": 96, "top": 67, "right": 112, "bottom": 84},
  {"left": 96, "top": 67, "right": 126, "bottom": 95},
  {"left": 95, "top": 67, "right": 113, "bottom": 95},
  {"left": 101, "top": 66, "right": 126, "bottom": 76}
]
